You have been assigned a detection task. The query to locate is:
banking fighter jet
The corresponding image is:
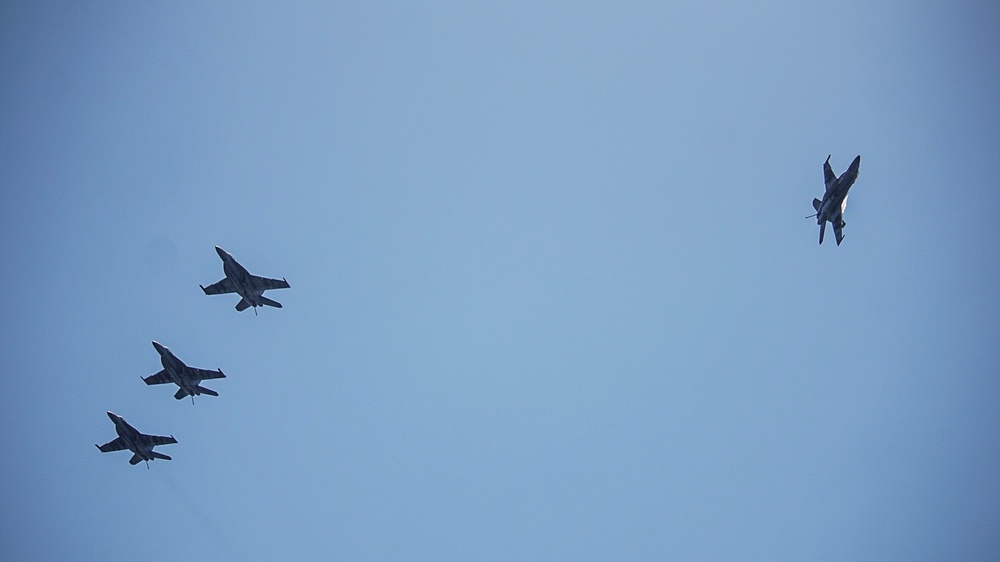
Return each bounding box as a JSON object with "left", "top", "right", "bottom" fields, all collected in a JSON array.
[
  {"left": 810, "top": 155, "right": 861, "bottom": 245},
  {"left": 96, "top": 412, "right": 177, "bottom": 468},
  {"left": 142, "top": 341, "right": 226, "bottom": 403},
  {"left": 200, "top": 246, "right": 290, "bottom": 313}
]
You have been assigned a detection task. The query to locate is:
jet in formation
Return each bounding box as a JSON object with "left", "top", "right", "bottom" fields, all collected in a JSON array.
[
  {"left": 810, "top": 155, "right": 861, "bottom": 245},
  {"left": 142, "top": 341, "right": 226, "bottom": 402},
  {"left": 95, "top": 411, "right": 177, "bottom": 468},
  {"left": 201, "top": 246, "right": 290, "bottom": 314}
]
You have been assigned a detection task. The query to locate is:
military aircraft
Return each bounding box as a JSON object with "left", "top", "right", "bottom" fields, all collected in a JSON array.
[
  {"left": 200, "top": 246, "right": 290, "bottom": 314},
  {"left": 810, "top": 155, "right": 861, "bottom": 245},
  {"left": 142, "top": 341, "right": 226, "bottom": 402},
  {"left": 95, "top": 411, "right": 177, "bottom": 468}
]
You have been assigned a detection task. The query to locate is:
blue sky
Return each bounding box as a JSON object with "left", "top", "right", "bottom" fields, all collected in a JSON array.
[{"left": 2, "top": 2, "right": 998, "bottom": 560}]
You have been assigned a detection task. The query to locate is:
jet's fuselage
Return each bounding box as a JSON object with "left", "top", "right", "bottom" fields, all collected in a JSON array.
[
  {"left": 217, "top": 246, "right": 264, "bottom": 306},
  {"left": 108, "top": 412, "right": 153, "bottom": 461},
  {"left": 152, "top": 341, "right": 203, "bottom": 397},
  {"left": 817, "top": 199, "right": 844, "bottom": 227},
  {"left": 153, "top": 341, "right": 185, "bottom": 374}
]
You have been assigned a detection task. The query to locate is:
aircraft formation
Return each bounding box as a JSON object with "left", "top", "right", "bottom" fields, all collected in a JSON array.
[
  {"left": 97, "top": 156, "right": 861, "bottom": 467},
  {"left": 95, "top": 247, "right": 289, "bottom": 467}
]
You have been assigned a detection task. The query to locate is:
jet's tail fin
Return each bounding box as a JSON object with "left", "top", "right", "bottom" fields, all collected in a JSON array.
[
  {"left": 818, "top": 221, "right": 826, "bottom": 245},
  {"left": 174, "top": 388, "right": 188, "bottom": 400},
  {"left": 260, "top": 296, "right": 282, "bottom": 308},
  {"left": 812, "top": 198, "right": 821, "bottom": 212},
  {"left": 129, "top": 454, "right": 143, "bottom": 465},
  {"left": 235, "top": 298, "right": 252, "bottom": 312},
  {"left": 834, "top": 221, "right": 846, "bottom": 245},
  {"left": 197, "top": 386, "right": 219, "bottom": 397},
  {"left": 151, "top": 452, "right": 172, "bottom": 461}
]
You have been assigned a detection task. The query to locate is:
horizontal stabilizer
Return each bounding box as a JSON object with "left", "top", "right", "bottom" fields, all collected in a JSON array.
[
  {"left": 129, "top": 454, "right": 142, "bottom": 465},
  {"left": 197, "top": 386, "right": 219, "bottom": 397},
  {"left": 812, "top": 198, "right": 821, "bottom": 212},
  {"left": 151, "top": 452, "right": 172, "bottom": 461},
  {"left": 174, "top": 388, "right": 189, "bottom": 400},
  {"left": 235, "top": 298, "right": 251, "bottom": 312},
  {"left": 260, "top": 296, "right": 282, "bottom": 308}
]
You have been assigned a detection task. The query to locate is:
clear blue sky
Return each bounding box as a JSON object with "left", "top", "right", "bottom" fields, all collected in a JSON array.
[{"left": 2, "top": 2, "right": 998, "bottom": 560}]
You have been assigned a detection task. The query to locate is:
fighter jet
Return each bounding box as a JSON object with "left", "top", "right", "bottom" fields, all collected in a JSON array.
[
  {"left": 142, "top": 341, "right": 226, "bottom": 402},
  {"left": 95, "top": 411, "right": 177, "bottom": 468},
  {"left": 200, "top": 246, "right": 290, "bottom": 314},
  {"left": 810, "top": 154, "right": 861, "bottom": 245}
]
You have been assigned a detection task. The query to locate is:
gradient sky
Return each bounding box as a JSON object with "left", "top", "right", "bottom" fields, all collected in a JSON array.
[{"left": 2, "top": 2, "right": 999, "bottom": 560}]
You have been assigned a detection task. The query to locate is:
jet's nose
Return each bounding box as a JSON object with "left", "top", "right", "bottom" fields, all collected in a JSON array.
[
  {"left": 215, "top": 246, "right": 228, "bottom": 259},
  {"left": 151, "top": 341, "right": 167, "bottom": 354},
  {"left": 106, "top": 411, "right": 118, "bottom": 421}
]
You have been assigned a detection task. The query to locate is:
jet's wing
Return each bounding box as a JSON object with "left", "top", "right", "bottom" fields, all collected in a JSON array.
[
  {"left": 191, "top": 367, "right": 226, "bottom": 381},
  {"left": 96, "top": 437, "right": 128, "bottom": 453},
  {"left": 201, "top": 278, "right": 238, "bottom": 295},
  {"left": 824, "top": 155, "right": 836, "bottom": 192},
  {"left": 142, "top": 370, "right": 173, "bottom": 386},
  {"left": 142, "top": 434, "right": 178, "bottom": 446},
  {"left": 250, "top": 275, "right": 290, "bottom": 291}
]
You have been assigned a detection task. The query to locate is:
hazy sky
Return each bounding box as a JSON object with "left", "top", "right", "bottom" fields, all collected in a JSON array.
[{"left": 2, "top": 2, "right": 998, "bottom": 560}]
